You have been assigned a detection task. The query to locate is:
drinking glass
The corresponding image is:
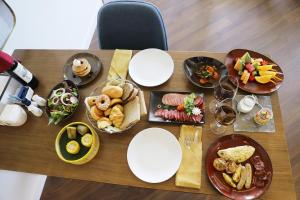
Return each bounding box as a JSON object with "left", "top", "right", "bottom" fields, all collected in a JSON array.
[
  {"left": 210, "top": 98, "right": 237, "bottom": 135},
  {"left": 209, "top": 75, "right": 239, "bottom": 113}
]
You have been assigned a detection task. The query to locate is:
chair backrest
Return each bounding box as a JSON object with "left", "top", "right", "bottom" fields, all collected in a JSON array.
[
  {"left": 97, "top": 1, "right": 168, "bottom": 50},
  {"left": 0, "top": 0, "right": 15, "bottom": 50}
]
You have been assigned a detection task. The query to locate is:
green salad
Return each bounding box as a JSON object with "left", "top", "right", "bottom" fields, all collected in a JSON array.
[{"left": 47, "top": 85, "right": 79, "bottom": 125}]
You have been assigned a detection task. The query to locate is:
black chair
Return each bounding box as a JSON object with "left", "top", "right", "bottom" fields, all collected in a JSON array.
[{"left": 97, "top": 1, "right": 168, "bottom": 50}]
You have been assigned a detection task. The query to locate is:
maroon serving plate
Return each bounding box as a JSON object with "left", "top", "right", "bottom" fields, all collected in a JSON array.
[
  {"left": 205, "top": 134, "right": 273, "bottom": 200},
  {"left": 225, "top": 49, "right": 284, "bottom": 94}
]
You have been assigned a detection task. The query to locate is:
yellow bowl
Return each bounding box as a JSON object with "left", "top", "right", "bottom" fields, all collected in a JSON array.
[{"left": 55, "top": 122, "right": 100, "bottom": 165}]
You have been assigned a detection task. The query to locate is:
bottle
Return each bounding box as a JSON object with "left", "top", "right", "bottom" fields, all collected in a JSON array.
[{"left": 0, "top": 50, "right": 39, "bottom": 89}]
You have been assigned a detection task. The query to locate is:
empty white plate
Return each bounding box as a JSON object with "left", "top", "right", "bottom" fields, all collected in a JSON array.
[
  {"left": 127, "top": 128, "right": 182, "bottom": 183},
  {"left": 129, "top": 49, "right": 174, "bottom": 87}
]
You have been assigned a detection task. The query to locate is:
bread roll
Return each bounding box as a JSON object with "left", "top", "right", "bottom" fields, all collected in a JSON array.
[{"left": 102, "top": 85, "right": 123, "bottom": 98}]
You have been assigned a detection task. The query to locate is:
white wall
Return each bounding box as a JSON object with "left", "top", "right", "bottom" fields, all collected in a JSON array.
[{"left": 1, "top": 0, "right": 102, "bottom": 199}]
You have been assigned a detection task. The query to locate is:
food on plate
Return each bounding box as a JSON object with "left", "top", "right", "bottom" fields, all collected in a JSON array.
[
  {"left": 233, "top": 52, "right": 283, "bottom": 85},
  {"left": 81, "top": 133, "right": 93, "bottom": 147},
  {"left": 113, "top": 104, "right": 123, "bottom": 112},
  {"left": 87, "top": 96, "right": 97, "bottom": 106},
  {"left": 232, "top": 164, "right": 242, "bottom": 182},
  {"left": 102, "top": 85, "right": 123, "bottom": 98},
  {"left": 85, "top": 81, "right": 144, "bottom": 133},
  {"left": 47, "top": 82, "right": 79, "bottom": 125},
  {"left": 90, "top": 106, "right": 103, "bottom": 121},
  {"left": 77, "top": 124, "right": 89, "bottom": 135},
  {"left": 217, "top": 145, "right": 255, "bottom": 163},
  {"left": 225, "top": 160, "right": 238, "bottom": 174},
  {"left": 96, "top": 94, "right": 111, "bottom": 111},
  {"left": 97, "top": 117, "right": 112, "bottom": 129},
  {"left": 251, "top": 155, "right": 270, "bottom": 188},
  {"left": 110, "top": 98, "right": 123, "bottom": 107},
  {"left": 194, "top": 65, "right": 220, "bottom": 85},
  {"left": 122, "top": 82, "right": 134, "bottom": 101},
  {"left": 237, "top": 166, "right": 247, "bottom": 190},
  {"left": 66, "top": 140, "right": 80, "bottom": 154},
  {"left": 109, "top": 106, "right": 124, "bottom": 128},
  {"left": 223, "top": 173, "right": 236, "bottom": 188},
  {"left": 155, "top": 93, "right": 204, "bottom": 123},
  {"left": 245, "top": 163, "right": 253, "bottom": 189},
  {"left": 66, "top": 126, "right": 77, "bottom": 139},
  {"left": 213, "top": 158, "right": 227, "bottom": 171},
  {"left": 120, "top": 96, "right": 140, "bottom": 130},
  {"left": 254, "top": 108, "right": 273, "bottom": 126},
  {"left": 72, "top": 58, "right": 91, "bottom": 77}
]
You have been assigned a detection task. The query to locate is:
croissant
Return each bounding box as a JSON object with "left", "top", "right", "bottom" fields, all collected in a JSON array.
[{"left": 109, "top": 106, "right": 124, "bottom": 128}]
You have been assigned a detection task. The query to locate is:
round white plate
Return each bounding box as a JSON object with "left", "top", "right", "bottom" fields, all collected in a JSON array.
[
  {"left": 129, "top": 49, "right": 174, "bottom": 87},
  {"left": 127, "top": 128, "right": 182, "bottom": 183}
]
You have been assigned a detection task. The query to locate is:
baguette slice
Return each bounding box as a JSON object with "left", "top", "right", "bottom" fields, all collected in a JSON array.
[
  {"left": 120, "top": 96, "right": 140, "bottom": 130},
  {"left": 138, "top": 90, "right": 147, "bottom": 117}
]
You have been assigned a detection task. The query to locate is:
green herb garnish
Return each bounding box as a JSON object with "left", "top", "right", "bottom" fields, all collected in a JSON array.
[{"left": 184, "top": 93, "right": 196, "bottom": 115}]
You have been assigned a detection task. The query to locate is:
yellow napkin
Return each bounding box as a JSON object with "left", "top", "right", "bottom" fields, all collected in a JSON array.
[
  {"left": 176, "top": 125, "right": 202, "bottom": 189},
  {"left": 107, "top": 49, "right": 132, "bottom": 81}
]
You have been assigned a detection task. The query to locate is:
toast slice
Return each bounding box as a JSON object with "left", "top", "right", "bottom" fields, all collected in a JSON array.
[
  {"left": 138, "top": 90, "right": 147, "bottom": 117},
  {"left": 120, "top": 96, "right": 140, "bottom": 130}
]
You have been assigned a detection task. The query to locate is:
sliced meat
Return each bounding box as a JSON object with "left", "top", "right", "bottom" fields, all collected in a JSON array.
[
  {"left": 253, "top": 176, "right": 265, "bottom": 188},
  {"left": 194, "top": 96, "right": 203, "bottom": 107},
  {"left": 162, "top": 93, "right": 187, "bottom": 106},
  {"left": 154, "top": 109, "right": 203, "bottom": 123}
]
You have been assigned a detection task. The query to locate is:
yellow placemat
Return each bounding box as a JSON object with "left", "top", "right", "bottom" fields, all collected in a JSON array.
[
  {"left": 176, "top": 125, "right": 202, "bottom": 189},
  {"left": 107, "top": 49, "right": 132, "bottom": 81}
]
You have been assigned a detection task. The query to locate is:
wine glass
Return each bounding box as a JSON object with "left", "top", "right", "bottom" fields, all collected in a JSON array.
[
  {"left": 209, "top": 75, "right": 239, "bottom": 113},
  {"left": 210, "top": 98, "right": 237, "bottom": 135}
]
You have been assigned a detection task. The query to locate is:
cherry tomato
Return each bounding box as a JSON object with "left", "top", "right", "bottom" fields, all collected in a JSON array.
[{"left": 177, "top": 104, "right": 184, "bottom": 111}]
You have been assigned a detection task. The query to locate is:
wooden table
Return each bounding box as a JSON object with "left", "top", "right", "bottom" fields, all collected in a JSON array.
[{"left": 0, "top": 50, "right": 296, "bottom": 199}]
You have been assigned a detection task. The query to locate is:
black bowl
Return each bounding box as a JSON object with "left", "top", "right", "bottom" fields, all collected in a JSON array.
[
  {"left": 183, "top": 56, "right": 227, "bottom": 88},
  {"left": 46, "top": 80, "right": 79, "bottom": 125}
]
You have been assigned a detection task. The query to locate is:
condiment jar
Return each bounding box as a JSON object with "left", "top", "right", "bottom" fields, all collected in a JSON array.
[{"left": 237, "top": 95, "right": 256, "bottom": 113}]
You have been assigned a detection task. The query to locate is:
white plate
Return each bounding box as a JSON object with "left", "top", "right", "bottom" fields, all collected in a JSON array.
[
  {"left": 129, "top": 49, "right": 174, "bottom": 87},
  {"left": 127, "top": 128, "right": 182, "bottom": 183}
]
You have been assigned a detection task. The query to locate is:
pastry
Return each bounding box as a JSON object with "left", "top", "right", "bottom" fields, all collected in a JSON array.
[
  {"left": 102, "top": 85, "right": 123, "bottom": 98},
  {"left": 72, "top": 58, "right": 91, "bottom": 77},
  {"left": 254, "top": 108, "right": 273, "bottom": 126},
  {"left": 90, "top": 106, "right": 103, "bottom": 121},
  {"left": 96, "top": 94, "right": 111, "bottom": 111},
  {"left": 87, "top": 96, "right": 97, "bottom": 107},
  {"left": 66, "top": 126, "right": 77, "bottom": 139},
  {"left": 113, "top": 104, "right": 123, "bottom": 112},
  {"left": 109, "top": 106, "right": 124, "bottom": 128},
  {"left": 66, "top": 140, "right": 80, "bottom": 154},
  {"left": 104, "top": 108, "right": 112, "bottom": 116},
  {"left": 77, "top": 125, "right": 89, "bottom": 135},
  {"left": 110, "top": 98, "right": 122, "bottom": 107},
  {"left": 81, "top": 133, "right": 93, "bottom": 147},
  {"left": 225, "top": 160, "right": 238, "bottom": 174},
  {"left": 97, "top": 117, "right": 112, "bottom": 129}
]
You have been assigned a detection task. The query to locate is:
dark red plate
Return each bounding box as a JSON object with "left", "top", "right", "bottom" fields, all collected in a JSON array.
[
  {"left": 225, "top": 49, "right": 284, "bottom": 94},
  {"left": 205, "top": 134, "right": 273, "bottom": 200}
]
